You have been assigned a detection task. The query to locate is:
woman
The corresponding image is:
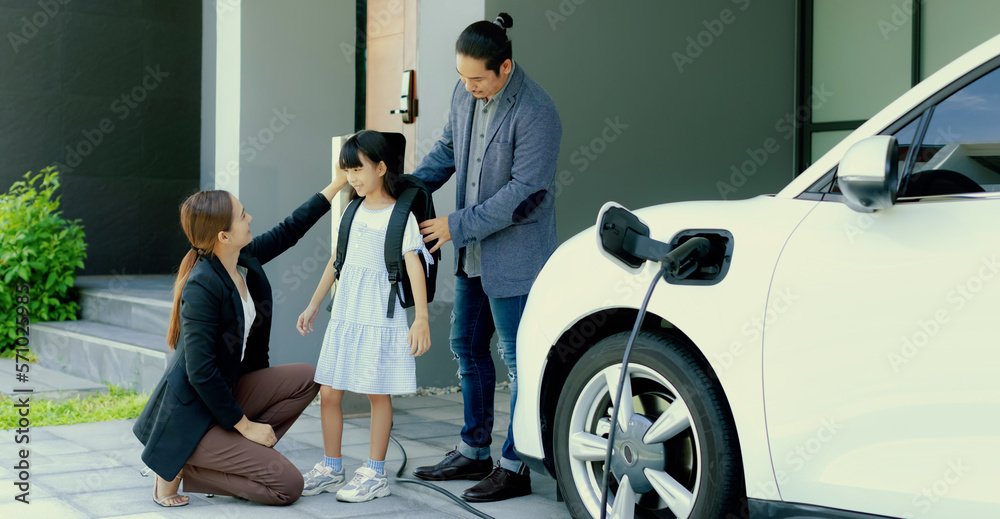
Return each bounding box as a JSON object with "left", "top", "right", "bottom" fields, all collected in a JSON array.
[{"left": 133, "top": 179, "right": 345, "bottom": 506}]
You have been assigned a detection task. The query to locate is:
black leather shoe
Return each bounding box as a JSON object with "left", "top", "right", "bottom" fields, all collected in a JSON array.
[
  {"left": 413, "top": 449, "right": 493, "bottom": 481},
  {"left": 461, "top": 463, "right": 531, "bottom": 502}
]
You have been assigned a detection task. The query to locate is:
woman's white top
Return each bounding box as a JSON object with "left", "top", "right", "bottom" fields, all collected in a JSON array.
[{"left": 237, "top": 266, "right": 256, "bottom": 361}]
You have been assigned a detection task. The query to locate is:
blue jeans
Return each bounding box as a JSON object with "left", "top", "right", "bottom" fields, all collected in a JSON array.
[{"left": 451, "top": 275, "right": 529, "bottom": 475}]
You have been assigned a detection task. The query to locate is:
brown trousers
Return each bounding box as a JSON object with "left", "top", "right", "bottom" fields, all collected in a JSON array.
[{"left": 181, "top": 363, "right": 320, "bottom": 505}]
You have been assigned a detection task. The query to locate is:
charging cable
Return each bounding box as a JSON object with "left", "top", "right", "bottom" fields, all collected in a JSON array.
[
  {"left": 599, "top": 237, "right": 709, "bottom": 519},
  {"left": 391, "top": 435, "right": 497, "bottom": 519}
]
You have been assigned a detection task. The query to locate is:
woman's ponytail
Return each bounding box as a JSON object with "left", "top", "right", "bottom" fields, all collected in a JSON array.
[
  {"left": 167, "top": 248, "right": 199, "bottom": 349},
  {"left": 166, "top": 191, "right": 234, "bottom": 350}
]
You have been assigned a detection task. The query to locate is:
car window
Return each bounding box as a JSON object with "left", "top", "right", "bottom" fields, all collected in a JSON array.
[{"left": 897, "top": 65, "right": 1000, "bottom": 198}]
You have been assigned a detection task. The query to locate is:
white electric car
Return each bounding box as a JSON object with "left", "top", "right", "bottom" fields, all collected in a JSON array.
[{"left": 513, "top": 34, "right": 1000, "bottom": 519}]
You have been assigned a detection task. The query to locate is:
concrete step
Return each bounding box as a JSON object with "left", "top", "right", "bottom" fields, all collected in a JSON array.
[
  {"left": 75, "top": 275, "right": 173, "bottom": 337},
  {"left": 31, "top": 320, "right": 169, "bottom": 394},
  {"left": 0, "top": 358, "right": 109, "bottom": 402}
]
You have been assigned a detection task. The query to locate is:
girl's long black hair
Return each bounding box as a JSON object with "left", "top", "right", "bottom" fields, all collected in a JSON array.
[{"left": 340, "top": 130, "right": 404, "bottom": 201}]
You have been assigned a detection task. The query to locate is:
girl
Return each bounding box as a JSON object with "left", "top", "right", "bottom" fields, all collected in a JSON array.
[
  {"left": 296, "top": 130, "right": 431, "bottom": 502},
  {"left": 134, "top": 182, "right": 340, "bottom": 506}
]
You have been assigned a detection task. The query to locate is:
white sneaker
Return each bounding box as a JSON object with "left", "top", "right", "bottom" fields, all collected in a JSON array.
[
  {"left": 301, "top": 462, "right": 346, "bottom": 496},
  {"left": 335, "top": 467, "right": 390, "bottom": 502}
]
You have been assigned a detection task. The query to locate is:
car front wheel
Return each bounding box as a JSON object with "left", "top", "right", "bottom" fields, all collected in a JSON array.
[{"left": 553, "top": 331, "right": 743, "bottom": 518}]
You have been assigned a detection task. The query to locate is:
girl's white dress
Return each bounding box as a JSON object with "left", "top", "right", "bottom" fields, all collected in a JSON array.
[{"left": 314, "top": 202, "right": 424, "bottom": 395}]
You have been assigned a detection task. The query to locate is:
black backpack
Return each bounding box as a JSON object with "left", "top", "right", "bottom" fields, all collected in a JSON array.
[{"left": 328, "top": 135, "right": 440, "bottom": 318}]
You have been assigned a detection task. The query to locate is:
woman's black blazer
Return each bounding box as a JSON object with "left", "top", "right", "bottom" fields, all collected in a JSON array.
[{"left": 133, "top": 193, "right": 331, "bottom": 481}]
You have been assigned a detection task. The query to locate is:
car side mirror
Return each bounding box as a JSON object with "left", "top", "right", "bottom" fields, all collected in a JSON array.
[{"left": 836, "top": 135, "right": 899, "bottom": 213}]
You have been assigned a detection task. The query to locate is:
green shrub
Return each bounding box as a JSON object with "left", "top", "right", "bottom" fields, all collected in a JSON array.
[{"left": 1, "top": 168, "right": 87, "bottom": 352}]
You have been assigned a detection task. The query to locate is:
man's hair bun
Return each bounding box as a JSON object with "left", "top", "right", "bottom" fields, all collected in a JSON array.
[
  {"left": 494, "top": 13, "right": 513, "bottom": 30},
  {"left": 459, "top": 13, "right": 514, "bottom": 74}
]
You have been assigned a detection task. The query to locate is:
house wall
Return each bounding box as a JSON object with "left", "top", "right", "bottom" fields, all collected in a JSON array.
[
  {"left": 485, "top": 0, "right": 799, "bottom": 245},
  {"left": 0, "top": 1, "right": 202, "bottom": 275},
  {"left": 234, "top": 0, "right": 357, "bottom": 367}
]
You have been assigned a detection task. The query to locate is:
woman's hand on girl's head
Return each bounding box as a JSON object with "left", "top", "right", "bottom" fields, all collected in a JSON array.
[
  {"left": 296, "top": 304, "right": 319, "bottom": 335},
  {"left": 408, "top": 318, "right": 431, "bottom": 356},
  {"left": 320, "top": 167, "right": 350, "bottom": 202}
]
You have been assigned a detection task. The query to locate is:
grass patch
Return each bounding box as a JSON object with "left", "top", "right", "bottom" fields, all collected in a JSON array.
[
  {"left": 0, "top": 384, "right": 149, "bottom": 429},
  {"left": 0, "top": 347, "right": 38, "bottom": 363}
]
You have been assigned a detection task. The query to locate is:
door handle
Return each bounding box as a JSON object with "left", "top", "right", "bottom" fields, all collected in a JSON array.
[{"left": 389, "top": 69, "right": 417, "bottom": 124}]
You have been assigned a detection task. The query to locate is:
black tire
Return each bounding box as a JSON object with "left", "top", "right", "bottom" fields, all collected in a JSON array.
[{"left": 553, "top": 331, "right": 743, "bottom": 519}]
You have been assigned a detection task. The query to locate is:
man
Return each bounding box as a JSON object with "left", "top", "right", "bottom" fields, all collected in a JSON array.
[{"left": 410, "top": 13, "right": 561, "bottom": 502}]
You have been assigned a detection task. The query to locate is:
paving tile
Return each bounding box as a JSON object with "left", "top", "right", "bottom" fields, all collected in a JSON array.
[
  {"left": 390, "top": 421, "right": 461, "bottom": 441},
  {"left": 1, "top": 427, "right": 62, "bottom": 441},
  {"left": 432, "top": 392, "right": 466, "bottom": 404},
  {"left": 337, "top": 427, "right": 372, "bottom": 447},
  {"left": 0, "top": 497, "right": 90, "bottom": 518},
  {"left": 281, "top": 431, "right": 326, "bottom": 449},
  {"left": 384, "top": 410, "right": 434, "bottom": 425},
  {"left": 405, "top": 405, "right": 466, "bottom": 422},
  {"left": 285, "top": 415, "right": 324, "bottom": 434},
  {"left": 444, "top": 418, "right": 466, "bottom": 428},
  {"left": 2, "top": 393, "right": 574, "bottom": 519},
  {"left": 35, "top": 465, "right": 148, "bottom": 495},
  {"left": 300, "top": 405, "right": 324, "bottom": 419},
  {"left": 390, "top": 395, "right": 455, "bottom": 410},
  {"left": 391, "top": 477, "right": 492, "bottom": 516},
  {"left": 102, "top": 445, "right": 148, "bottom": 469},
  {"left": 352, "top": 510, "right": 463, "bottom": 519},
  {"left": 0, "top": 472, "right": 55, "bottom": 502},
  {"left": 417, "top": 435, "right": 465, "bottom": 451},
  {"left": 389, "top": 437, "right": 450, "bottom": 462},
  {"left": 24, "top": 440, "right": 89, "bottom": 456},
  {"left": 64, "top": 487, "right": 174, "bottom": 517},
  {"left": 165, "top": 495, "right": 321, "bottom": 519},
  {"left": 45, "top": 420, "right": 134, "bottom": 438},
  {"left": 289, "top": 487, "right": 422, "bottom": 518},
  {"left": 64, "top": 429, "right": 144, "bottom": 452},
  {"left": 31, "top": 450, "right": 123, "bottom": 474},
  {"left": 271, "top": 436, "right": 315, "bottom": 455},
  {"left": 0, "top": 476, "right": 53, "bottom": 500},
  {"left": 102, "top": 513, "right": 170, "bottom": 519}
]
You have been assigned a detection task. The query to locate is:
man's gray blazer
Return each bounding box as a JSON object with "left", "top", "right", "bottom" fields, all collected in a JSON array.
[{"left": 412, "top": 63, "right": 562, "bottom": 298}]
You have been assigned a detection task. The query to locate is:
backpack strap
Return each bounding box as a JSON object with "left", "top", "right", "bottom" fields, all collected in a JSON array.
[
  {"left": 384, "top": 188, "right": 418, "bottom": 318},
  {"left": 327, "top": 198, "right": 363, "bottom": 312}
]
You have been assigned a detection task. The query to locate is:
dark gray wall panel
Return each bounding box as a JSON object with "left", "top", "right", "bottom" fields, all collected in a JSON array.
[
  {"left": 0, "top": 0, "right": 201, "bottom": 275},
  {"left": 485, "top": 0, "right": 797, "bottom": 242}
]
